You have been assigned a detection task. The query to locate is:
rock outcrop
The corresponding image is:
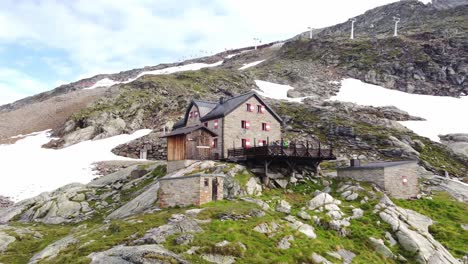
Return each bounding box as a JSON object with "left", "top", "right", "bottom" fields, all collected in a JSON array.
[
  {"left": 375, "top": 195, "right": 460, "bottom": 263},
  {"left": 440, "top": 134, "right": 468, "bottom": 158},
  {"left": 432, "top": 0, "right": 468, "bottom": 10},
  {"left": 88, "top": 244, "right": 189, "bottom": 264}
]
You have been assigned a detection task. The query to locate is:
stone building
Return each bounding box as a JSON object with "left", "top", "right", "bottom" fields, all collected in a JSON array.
[
  {"left": 158, "top": 174, "right": 224, "bottom": 208},
  {"left": 166, "top": 91, "right": 283, "bottom": 160},
  {"left": 337, "top": 160, "right": 419, "bottom": 199}
]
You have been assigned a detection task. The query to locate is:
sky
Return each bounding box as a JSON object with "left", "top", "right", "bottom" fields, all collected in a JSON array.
[{"left": 0, "top": 0, "right": 431, "bottom": 105}]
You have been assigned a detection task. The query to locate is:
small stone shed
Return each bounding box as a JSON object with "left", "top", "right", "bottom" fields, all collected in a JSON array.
[
  {"left": 337, "top": 160, "right": 419, "bottom": 199},
  {"left": 158, "top": 174, "right": 224, "bottom": 208}
]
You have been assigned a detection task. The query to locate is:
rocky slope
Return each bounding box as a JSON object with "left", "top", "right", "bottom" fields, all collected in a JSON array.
[{"left": 0, "top": 161, "right": 466, "bottom": 263}]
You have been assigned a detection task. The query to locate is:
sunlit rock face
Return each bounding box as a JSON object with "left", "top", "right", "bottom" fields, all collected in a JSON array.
[{"left": 432, "top": 0, "right": 468, "bottom": 10}]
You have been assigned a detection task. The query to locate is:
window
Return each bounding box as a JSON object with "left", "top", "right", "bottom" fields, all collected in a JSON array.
[
  {"left": 214, "top": 119, "right": 219, "bottom": 129},
  {"left": 262, "top": 123, "right": 270, "bottom": 131},
  {"left": 246, "top": 103, "right": 254, "bottom": 112},
  {"left": 241, "top": 120, "right": 250, "bottom": 129},
  {"left": 241, "top": 138, "right": 251, "bottom": 148},
  {"left": 204, "top": 178, "right": 209, "bottom": 187},
  {"left": 203, "top": 122, "right": 208, "bottom": 127},
  {"left": 189, "top": 111, "right": 193, "bottom": 118},
  {"left": 258, "top": 105, "right": 265, "bottom": 113},
  {"left": 258, "top": 140, "right": 267, "bottom": 146},
  {"left": 194, "top": 111, "right": 199, "bottom": 118},
  {"left": 212, "top": 138, "right": 218, "bottom": 148}
]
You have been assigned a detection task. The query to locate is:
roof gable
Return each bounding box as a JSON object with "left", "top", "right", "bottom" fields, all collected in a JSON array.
[
  {"left": 161, "top": 124, "right": 218, "bottom": 138},
  {"left": 200, "top": 91, "right": 283, "bottom": 123}
]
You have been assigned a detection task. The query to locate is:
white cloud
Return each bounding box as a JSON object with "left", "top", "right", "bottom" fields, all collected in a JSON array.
[
  {"left": 0, "top": 68, "right": 49, "bottom": 105},
  {"left": 0, "top": 0, "right": 430, "bottom": 95}
]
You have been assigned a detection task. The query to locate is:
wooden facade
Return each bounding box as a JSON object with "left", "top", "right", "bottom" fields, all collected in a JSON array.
[
  {"left": 163, "top": 126, "right": 217, "bottom": 161},
  {"left": 167, "top": 135, "right": 186, "bottom": 161}
]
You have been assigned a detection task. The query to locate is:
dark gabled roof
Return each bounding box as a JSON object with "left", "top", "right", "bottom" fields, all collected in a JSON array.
[
  {"left": 338, "top": 160, "right": 418, "bottom": 170},
  {"left": 193, "top": 100, "right": 218, "bottom": 117},
  {"left": 200, "top": 91, "right": 283, "bottom": 123},
  {"left": 160, "top": 124, "right": 218, "bottom": 138},
  {"left": 176, "top": 99, "right": 219, "bottom": 129},
  {"left": 172, "top": 119, "right": 185, "bottom": 129}
]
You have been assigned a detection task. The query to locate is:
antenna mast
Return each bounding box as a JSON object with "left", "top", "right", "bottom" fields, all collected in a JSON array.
[{"left": 393, "top": 16, "right": 400, "bottom": 37}]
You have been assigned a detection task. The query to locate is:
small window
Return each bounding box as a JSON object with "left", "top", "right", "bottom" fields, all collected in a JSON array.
[
  {"left": 214, "top": 119, "right": 219, "bottom": 129},
  {"left": 194, "top": 111, "right": 199, "bottom": 117},
  {"left": 246, "top": 103, "right": 254, "bottom": 112},
  {"left": 262, "top": 123, "right": 270, "bottom": 131},
  {"left": 258, "top": 105, "right": 265, "bottom": 113},
  {"left": 258, "top": 140, "right": 267, "bottom": 146},
  {"left": 241, "top": 120, "right": 250, "bottom": 129},
  {"left": 203, "top": 122, "right": 208, "bottom": 127},
  {"left": 212, "top": 138, "right": 218, "bottom": 148},
  {"left": 189, "top": 111, "right": 193, "bottom": 118},
  {"left": 242, "top": 138, "right": 251, "bottom": 148},
  {"left": 204, "top": 178, "right": 209, "bottom": 187}
]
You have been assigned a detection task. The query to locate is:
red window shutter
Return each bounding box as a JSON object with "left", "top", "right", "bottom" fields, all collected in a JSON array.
[
  {"left": 266, "top": 123, "right": 270, "bottom": 131},
  {"left": 214, "top": 119, "right": 218, "bottom": 129},
  {"left": 245, "top": 139, "right": 251, "bottom": 148},
  {"left": 189, "top": 112, "right": 193, "bottom": 118},
  {"left": 258, "top": 105, "right": 265, "bottom": 113},
  {"left": 245, "top": 121, "right": 250, "bottom": 129}
]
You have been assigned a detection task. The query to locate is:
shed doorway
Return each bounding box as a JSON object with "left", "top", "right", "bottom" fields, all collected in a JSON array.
[{"left": 212, "top": 178, "right": 218, "bottom": 201}]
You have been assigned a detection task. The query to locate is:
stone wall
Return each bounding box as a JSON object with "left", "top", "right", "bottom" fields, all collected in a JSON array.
[
  {"left": 159, "top": 176, "right": 200, "bottom": 208},
  {"left": 158, "top": 175, "right": 224, "bottom": 208},
  {"left": 112, "top": 132, "right": 167, "bottom": 160},
  {"left": 384, "top": 162, "right": 419, "bottom": 199},
  {"left": 337, "top": 167, "right": 386, "bottom": 188},
  {"left": 223, "top": 97, "right": 282, "bottom": 158},
  {"left": 337, "top": 162, "right": 419, "bottom": 199},
  {"left": 167, "top": 160, "right": 198, "bottom": 173}
]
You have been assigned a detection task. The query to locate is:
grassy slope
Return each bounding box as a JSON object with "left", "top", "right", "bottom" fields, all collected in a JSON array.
[
  {"left": 1, "top": 177, "right": 466, "bottom": 263},
  {"left": 394, "top": 192, "right": 468, "bottom": 258}
]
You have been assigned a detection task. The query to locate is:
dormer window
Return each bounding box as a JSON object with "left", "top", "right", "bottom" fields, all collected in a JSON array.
[
  {"left": 189, "top": 112, "right": 193, "bottom": 118},
  {"left": 246, "top": 103, "right": 254, "bottom": 112},
  {"left": 258, "top": 105, "right": 265, "bottom": 113},
  {"left": 203, "top": 122, "right": 208, "bottom": 127},
  {"left": 194, "top": 111, "right": 199, "bottom": 118},
  {"left": 214, "top": 119, "right": 219, "bottom": 129}
]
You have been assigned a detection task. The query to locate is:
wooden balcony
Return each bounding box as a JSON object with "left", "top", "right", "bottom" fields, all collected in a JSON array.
[{"left": 227, "top": 141, "right": 335, "bottom": 162}]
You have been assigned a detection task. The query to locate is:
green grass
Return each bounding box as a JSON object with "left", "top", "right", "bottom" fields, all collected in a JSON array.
[
  {"left": 0, "top": 224, "right": 72, "bottom": 264},
  {"left": 393, "top": 192, "right": 468, "bottom": 258}
]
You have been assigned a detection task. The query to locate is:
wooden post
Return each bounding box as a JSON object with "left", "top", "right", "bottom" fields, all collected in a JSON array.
[
  {"left": 306, "top": 140, "right": 309, "bottom": 157},
  {"left": 281, "top": 138, "right": 284, "bottom": 155}
]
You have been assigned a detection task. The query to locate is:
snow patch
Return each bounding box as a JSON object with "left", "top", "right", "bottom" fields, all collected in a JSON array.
[
  {"left": 254, "top": 80, "right": 306, "bottom": 103},
  {"left": 85, "top": 60, "right": 223, "bottom": 89},
  {"left": 239, "top": 60, "right": 265, "bottom": 70},
  {"left": 330, "top": 78, "right": 468, "bottom": 142},
  {"left": 133, "top": 60, "right": 223, "bottom": 79},
  {"left": 225, "top": 53, "right": 241, "bottom": 59},
  {"left": 85, "top": 78, "right": 120, "bottom": 90},
  {"left": 0, "top": 129, "right": 151, "bottom": 202}
]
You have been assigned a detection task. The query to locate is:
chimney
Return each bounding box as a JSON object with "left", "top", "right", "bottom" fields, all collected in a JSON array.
[
  {"left": 219, "top": 97, "right": 225, "bottom": 104},
  {"left": 350, "top": 155, "right": 360, "bottom": 167}
]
